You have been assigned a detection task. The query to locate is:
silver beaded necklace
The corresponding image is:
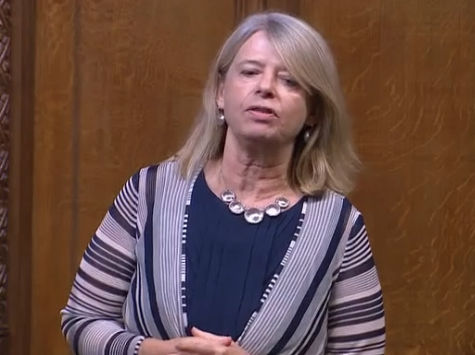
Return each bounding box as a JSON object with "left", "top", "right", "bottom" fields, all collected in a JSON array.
[
  {"left": 218, "top": 165, "right": 291, "bottom": 224},
  {"left": 220, "top": 189, "right": 290, "bottom": 224}
]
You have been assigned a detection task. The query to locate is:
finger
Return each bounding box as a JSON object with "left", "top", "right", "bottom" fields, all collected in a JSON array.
[
  {"left": 191, "top": 327, "right": 232, "bottom": 345},
  {"left": 175, "top": 337, "right": 227, "bottom": 354}
]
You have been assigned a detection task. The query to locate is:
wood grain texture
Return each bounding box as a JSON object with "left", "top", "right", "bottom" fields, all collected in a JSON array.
[
  {"left": 265, "top": 0, "right": 300, "bottom": 16},
  {"left": 234, "top": 0, "right": 266, "bottom": 24},
  {"left": 301, "top": 0, "right": 475, "bottom": 354},
  {"left": 234, "top": 0, "right": 300, "bottom": 23},
  {"left": 74, "top": 0, "right": 235, "bottom": 270},
  {"left": 30, "top": 0, "right": 75, "bottom": 354}
]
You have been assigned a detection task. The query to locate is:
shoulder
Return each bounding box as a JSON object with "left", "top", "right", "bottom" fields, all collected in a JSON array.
[
  {"left": 307, "top": 189, "right": 363, "bottom": 226},
  {"left": 134, "top": 157, "right": 182, "bottom": 182},
  {"left": 131, "top": 158, "right": 195, "bottom": 199}
]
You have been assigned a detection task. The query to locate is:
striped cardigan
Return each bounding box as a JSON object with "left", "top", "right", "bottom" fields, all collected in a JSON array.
[{"left": 61, "top": 161, "right": 385, "bottom": 354}]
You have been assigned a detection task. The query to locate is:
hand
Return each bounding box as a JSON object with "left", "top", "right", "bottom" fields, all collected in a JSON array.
[
  {"left": 173, "top": 327, "right": 249, "bottom": 355},
  {"left": 138, "top": 337, "right": 178, "bottom": 355},
  {"left": 137, "top": 329, "right": 233, "bottom": 355}
]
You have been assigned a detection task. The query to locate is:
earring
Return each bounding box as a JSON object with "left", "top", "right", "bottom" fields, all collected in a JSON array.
[
  {"left": 303, "top": 126, "right": 312, "bottom": 143},
  {"left": 217, "top": 110, "right": 225, "bottom": 126}
]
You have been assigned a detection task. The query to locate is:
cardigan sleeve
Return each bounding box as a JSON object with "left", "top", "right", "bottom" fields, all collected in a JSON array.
[
  {"left": 61, "top": 171, "right": 145, "bottom": 355},
  {"left": 325, "top": 213, "right": 386, "bottom": 354}
]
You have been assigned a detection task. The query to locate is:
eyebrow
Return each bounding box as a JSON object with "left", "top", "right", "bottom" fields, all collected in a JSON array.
[
  {"left": 236, "top": 59, "right": 264, "bottom": 67},
  {"left": 236, "top": 59, "right": 289, "bottom": 72}
]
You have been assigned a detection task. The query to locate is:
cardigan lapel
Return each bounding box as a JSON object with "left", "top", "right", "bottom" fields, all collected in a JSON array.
[
  {"left": 152, "top": 161, "right": 195, "bottom": 338},
  {"left": 238, "top": 193, "right": 345, "bottom": 354}
]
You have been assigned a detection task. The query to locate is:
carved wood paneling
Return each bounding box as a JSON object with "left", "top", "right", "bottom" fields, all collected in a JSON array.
[
  {"left": 8, "top": 0, "right": 35, "bottom": 353},
  {"left": 0, "top": 0, "right": 10, "bottom": 351}
]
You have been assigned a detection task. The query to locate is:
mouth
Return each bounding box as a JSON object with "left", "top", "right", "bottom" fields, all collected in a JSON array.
[{"left": 246, "top": 105, "right": 278, "bottom": 117}]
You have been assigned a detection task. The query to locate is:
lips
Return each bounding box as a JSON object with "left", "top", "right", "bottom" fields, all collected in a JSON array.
[{"left": 246, "top": 105, "right": 277, "bottom": 117}]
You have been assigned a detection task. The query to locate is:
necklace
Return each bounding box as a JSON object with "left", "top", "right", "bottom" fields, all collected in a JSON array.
[{"left": 220, "top": 189, "right": 290, "bottom": 224}]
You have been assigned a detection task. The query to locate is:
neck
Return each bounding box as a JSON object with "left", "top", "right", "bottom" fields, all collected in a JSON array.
[{"left": 205, "top": 134, "right": 300, "bottom": 207}]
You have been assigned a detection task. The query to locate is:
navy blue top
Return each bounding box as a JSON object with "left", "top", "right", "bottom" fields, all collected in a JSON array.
[{"left": 185, "top": 171, "right": 304, "bottom": 340}]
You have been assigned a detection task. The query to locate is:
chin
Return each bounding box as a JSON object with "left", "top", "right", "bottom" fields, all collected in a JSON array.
[{"left": 242, "top": 134, "right": 287, "bottom": 147}]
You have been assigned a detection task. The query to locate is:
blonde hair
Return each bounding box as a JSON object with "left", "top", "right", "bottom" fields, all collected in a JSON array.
[{"left": 177, "top": 12, "right": 360, "bottom": 195}]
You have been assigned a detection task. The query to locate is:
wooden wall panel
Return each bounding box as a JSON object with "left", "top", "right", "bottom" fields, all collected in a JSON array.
[
  {"left": 265, "top": 0, "right": 300, "bottom": 16},
  {"left": 30, "top": 0, "right": 75, "bottom": 354},
  {"left": 234, "top": 0, "right": 266, "bottom": 22},
  {"left": 301, "top": 0, "right": 475, "bottom": 354},
  {"left": 74, "top": 0, "right": 236, "bottom": 266},
  {"left": 234, "top": 0, "right": 300, "bottom": 25}
]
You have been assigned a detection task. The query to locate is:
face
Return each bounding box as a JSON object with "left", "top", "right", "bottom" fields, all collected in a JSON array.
[{"left": 217, "top": 31, "right": 311, "bottom": 147}]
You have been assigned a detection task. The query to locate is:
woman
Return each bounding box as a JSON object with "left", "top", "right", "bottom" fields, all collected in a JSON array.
[{"left": 61, "top": 12, "right": 385, "bottom": 355}]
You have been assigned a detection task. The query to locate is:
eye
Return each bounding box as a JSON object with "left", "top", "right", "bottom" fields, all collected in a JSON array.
[
  {"left": 281, "top": 76, "right": 299, "bottom": 88},
  {"left": 241, "top": 69, "right": 259, "bottom": 76}
]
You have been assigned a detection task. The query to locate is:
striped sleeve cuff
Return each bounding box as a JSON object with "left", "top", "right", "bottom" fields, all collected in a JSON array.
[{"left": 132, "top": 336, "right": 146, "bottom": 355}]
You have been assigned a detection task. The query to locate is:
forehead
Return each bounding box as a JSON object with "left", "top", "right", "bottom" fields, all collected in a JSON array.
[{"left": 233, "top": 31, "right": 285, "bottom": 68}]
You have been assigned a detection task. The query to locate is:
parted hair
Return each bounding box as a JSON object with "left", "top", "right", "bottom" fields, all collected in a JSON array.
[{"left": 177, "top": 12, "right": 360, "bottom": 195}]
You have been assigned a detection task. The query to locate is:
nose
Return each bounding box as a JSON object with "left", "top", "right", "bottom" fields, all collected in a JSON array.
[{"left": 256, "top": 71, "right": 276, "bottom": 97}]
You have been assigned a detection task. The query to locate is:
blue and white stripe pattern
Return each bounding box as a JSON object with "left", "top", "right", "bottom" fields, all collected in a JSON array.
[{"left": 61, "top": 160, "right": 385, "bottom": 354}]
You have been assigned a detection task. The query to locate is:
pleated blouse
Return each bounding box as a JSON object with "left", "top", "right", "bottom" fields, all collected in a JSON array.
[{"left": 186, "top": 171, "right": 304, "bottom": 340}]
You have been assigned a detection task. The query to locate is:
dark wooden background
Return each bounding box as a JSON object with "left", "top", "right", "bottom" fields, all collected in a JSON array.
[{"left": 7, "top": 0, "right": 475, "bottom": 354}]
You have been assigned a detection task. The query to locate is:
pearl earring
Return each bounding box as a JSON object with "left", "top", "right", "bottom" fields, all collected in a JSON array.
[
  {"left": 217, "top": 110, "right": 225, "bottom": 126},
  {"left": 303, "top": 126, "right": 312, "bottom": 143}
]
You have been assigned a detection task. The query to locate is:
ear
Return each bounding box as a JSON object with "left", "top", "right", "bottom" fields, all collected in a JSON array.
[
  {"left": 216, "top": 80, "right": 225, "bottom": 109},
  {"left": 306, "top": 91, "right": 323, "bottom": 126}
]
